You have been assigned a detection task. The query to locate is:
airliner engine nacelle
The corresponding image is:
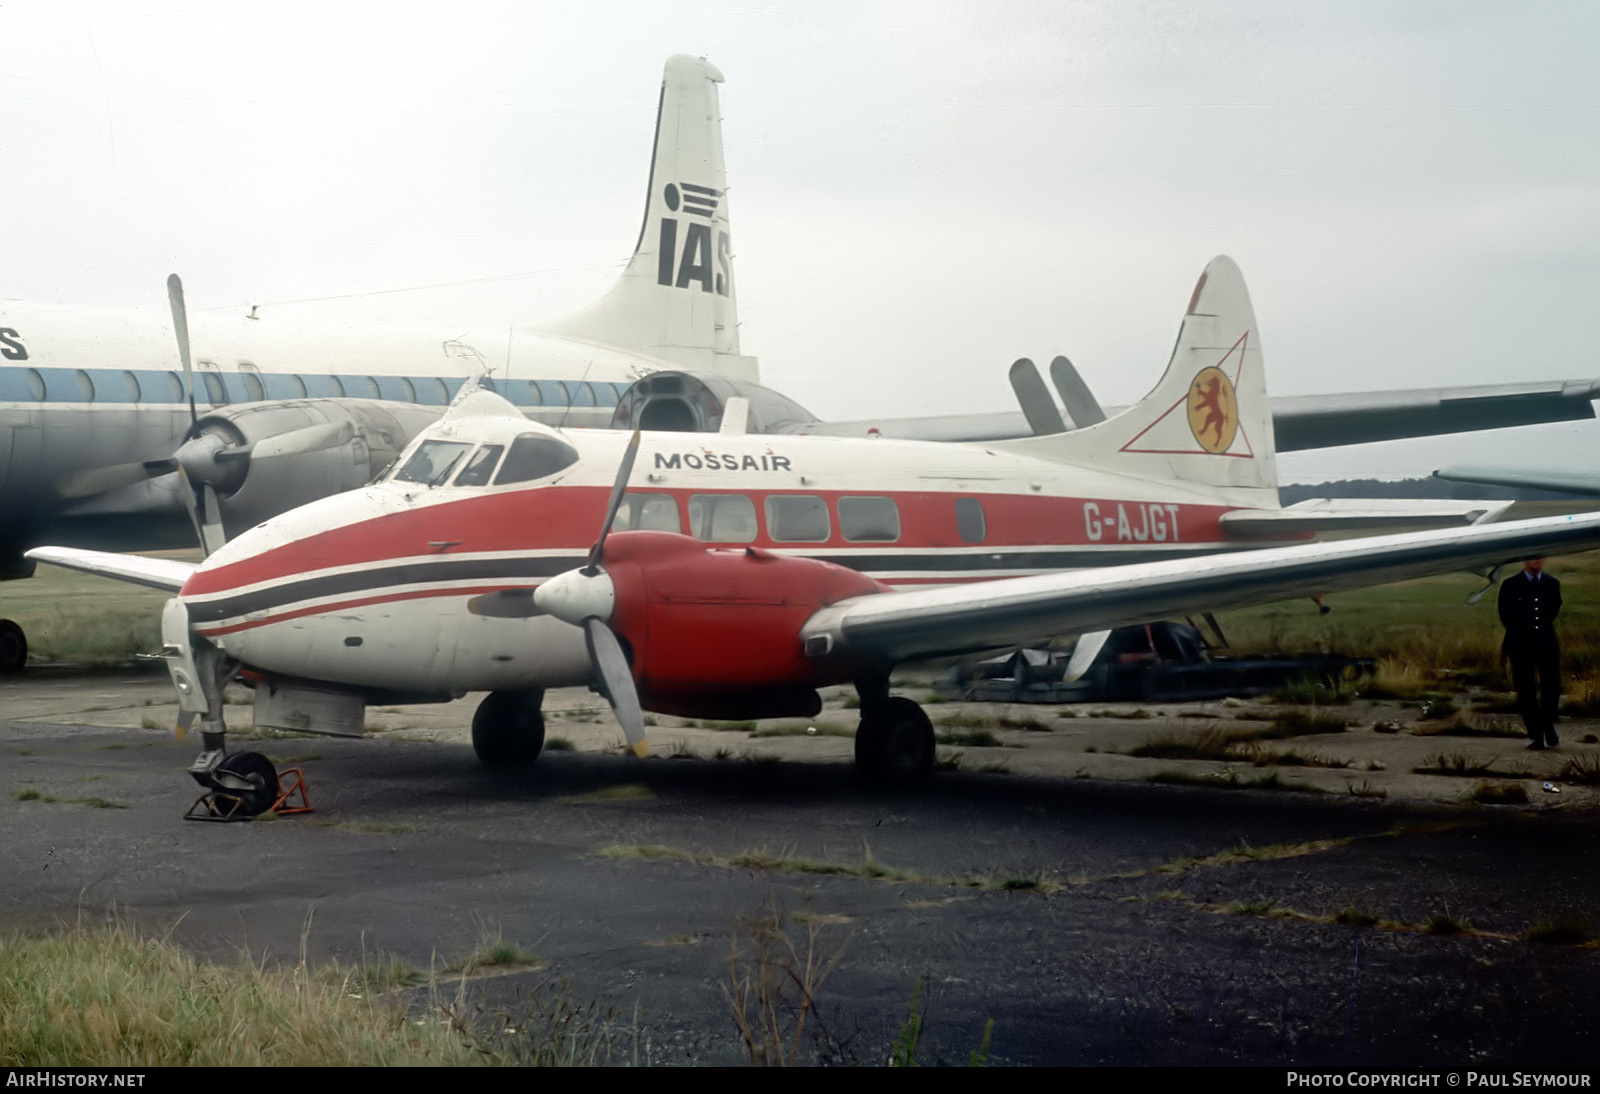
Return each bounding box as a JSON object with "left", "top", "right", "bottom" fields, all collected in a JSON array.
[
  {"left": 172, "top": 400, "right": 443, "bottom": 535},
  {"left": 610, "top": 371, "right": 818, "bottom": 434},
  {"left": 573, "top": 531, "right": 886, "bottom": 720}
]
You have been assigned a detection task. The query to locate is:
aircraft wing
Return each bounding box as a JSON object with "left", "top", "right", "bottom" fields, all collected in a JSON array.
[
  {"left": 24, "top": 547, "right": 195, "bottom": 593},
  {"left": 794, "top": 379, "right": 1600, "bottom": 450},
  {"left": 800, "top": 510, "right": 1600, "bottom": 665}
]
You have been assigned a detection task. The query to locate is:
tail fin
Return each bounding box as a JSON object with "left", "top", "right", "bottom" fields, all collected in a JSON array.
[
  {"left": 998, "top": 256, "right": 1277, "bottom": 506},
  {"left": 538, "top": 55, "right": 758, "bottom": 381}
]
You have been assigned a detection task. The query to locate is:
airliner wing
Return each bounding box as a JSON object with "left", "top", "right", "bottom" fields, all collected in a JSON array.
[
  {"left": 796, "top": 379, "right": 1600, "bottom": 450},
  {"left": 24, "top": 547, "right": 195, "bottom": 593},
  {"left": 800, "top": 511, "right": 1600, "bottom": 664}
]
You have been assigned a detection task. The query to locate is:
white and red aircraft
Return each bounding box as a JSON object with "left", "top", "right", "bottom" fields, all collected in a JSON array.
[{"left": 29, "top": 256, "right": 1600, "bottom": 811}]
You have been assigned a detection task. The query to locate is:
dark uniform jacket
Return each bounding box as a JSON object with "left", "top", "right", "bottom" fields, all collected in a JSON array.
[{"left": 1498, "top": 570, "right": 1561, "bottom": 657}]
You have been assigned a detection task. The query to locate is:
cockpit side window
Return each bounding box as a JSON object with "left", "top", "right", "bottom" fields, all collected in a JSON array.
[
  {"left": 494, "top": 434, "right": 580, "bottom": 485},
  {"left": 453, "top": 444, "right": 505, "bottom": 487},
  {"left": 393, "top": 440, "right": 474, "bottom": 486}
]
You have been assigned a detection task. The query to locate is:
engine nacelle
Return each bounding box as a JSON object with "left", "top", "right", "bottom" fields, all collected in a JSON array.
[
  {"left": 598, "top": 531, "right": 885, "bottom": 718},
  {"left": 610, "top": 371, "right": 819, "bottom": 434},
  {"left": 190, "top": 400, "right": 443, "bottom": 535}
]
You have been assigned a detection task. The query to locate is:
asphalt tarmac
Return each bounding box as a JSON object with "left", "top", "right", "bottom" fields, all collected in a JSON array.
[{"left": 5, "top": 673, "right": 1600, "bottom": 1067}]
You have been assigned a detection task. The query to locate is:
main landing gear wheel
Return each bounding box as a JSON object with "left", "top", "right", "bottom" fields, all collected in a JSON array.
[
  {"left": 472, "top": 689, "right": 546, "bottom": 769},
  {"left": 0, "top": 620, "right": 25, "bottom": 674},
  {"left": 211, "top": 751, "right": 280, "bottom": 817},
  {"left": 855, "top": 696, "right": 935, "bottom": 786}
]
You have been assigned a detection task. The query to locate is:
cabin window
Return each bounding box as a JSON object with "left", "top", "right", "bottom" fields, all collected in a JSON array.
[
  {"left": 494, "top": 434, "right": 580, "bottom": 485},
  {"left": 241, "top": 370, "right": 265, "bottom": 402},
  {"left": 198, "top": 372, "right": 226, "bottom": 405},
  {"left": 453, "top": 444, "right": 505, "bottom": 487},
  {"left": 119, "top": 371, "right": 142, "bottom": 403},
  {"left": 159, "top": 372, "right": 184, "bottom": 403},
  {"left": 74, "top": 371, "right": 95, "bottom": 401},
  {"left": 689, "top": 494, "right": 757, "bottom": 543},
  {"left": 766, "top": 495, "right": 830, "bottom": 543},
  {"left": 611, "top": 493, "right": 683, "bottom": 534},
  {"left": 839, "top": 496, "right": 901, "bottom": 542},
  {"left": 393, "top": 440, "right": 474, "bottom": 486},
  {"left": 956, "top": 497, "right": 986, "bottom": 543}
]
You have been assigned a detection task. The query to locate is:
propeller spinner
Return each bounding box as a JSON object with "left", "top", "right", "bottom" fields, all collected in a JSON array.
[{"left": 535, "top": 430, "right": 650, "bottom": 757}]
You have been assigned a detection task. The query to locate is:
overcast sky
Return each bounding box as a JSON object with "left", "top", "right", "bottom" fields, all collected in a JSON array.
[{"left": 5, "top": 1, "right": 1598, "bottom": 482}]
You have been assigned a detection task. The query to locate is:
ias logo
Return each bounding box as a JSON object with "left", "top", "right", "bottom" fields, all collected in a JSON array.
[
  {"left": 1185, "top": 366, "right": 1237, "bottom": 454},
  {"left": 656, "top": 183, "right": 731, "bottom": 297},
  {"left": 0, "top": 328, "right": 26, "bottom": 361}
]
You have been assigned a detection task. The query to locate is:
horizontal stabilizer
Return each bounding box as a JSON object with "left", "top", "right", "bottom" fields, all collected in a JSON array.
[
  {"left": 1219, "top": 498, "right": 1512, "bottom": 537},
  {"left": 1434, "top": 464, "right": 1600, "bottom": 498},
  {"left": 24, "top": 547, "right": 195, "bottom": 592}
]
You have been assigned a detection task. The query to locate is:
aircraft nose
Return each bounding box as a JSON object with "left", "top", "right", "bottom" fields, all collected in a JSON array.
[{"left": 534, "top": 569, "right": 616, "bottom": 626}]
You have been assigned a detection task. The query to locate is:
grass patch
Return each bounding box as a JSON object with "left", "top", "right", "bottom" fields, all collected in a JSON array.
[
  {"left": 1470, "top": 782, "right": 1529, "bottom": 805},
  {"left": 1556, "top": 754, "right": 1600, "bottom": 785},
  {"left": 1425, "top": 911, "right": 1470, "bottom": 935},
  {"left": 935, "top": 729, "right": 1005, "bottom": 748},
  {"left": 701, "top": 720, "right": 758, "bottom": 733},
  {"left": 1272, "top": 680, "right": 1351, "bottom": 705},
  {"left": 1347, "top": 779, "right": 1387, "bottom": 799},
  {"left": 543, "top": 736, "right": 576, "bottom": 752},
  {"left": 1128, "top": 727, "right": 1252, "bottom": 761},
  {"left": 449, "top": 926, "right": 541, "bottom": 974},
  {"left": 592, "top": 841, "right": 1057, "bottom": 893},
  {"left": 0, "top": 923, "right": 481, "bottom": 1066},
  {"left": 1146, "top": 769, "right": 1323, "bottom": 793},
  {"left": 1261, "top": 709, "right": 1348, "bottom": 738},
  {"left": 1334, "top": 906, "right": 1381, "bottom": 927},
  {"left": 557, "top": 784, "right": 655, "bottom": 803},
  {"left": 936, "top": 710, "right": 1049, "bottom": 731},
  {"left": 1524, "top": 919, "right": 1591, "bottom": 946},
  {"left": 1415, "top": 753, "right": 1530, "bottom": 780},
  {"left": 11, "top": 788, "right": 124, "bottom": 809},
  {"left": 334, "top": 821, "right": 416, "bottom": 834},
  {"left": 1411, "top": 715, "right": 1525, "bottom": 739}
]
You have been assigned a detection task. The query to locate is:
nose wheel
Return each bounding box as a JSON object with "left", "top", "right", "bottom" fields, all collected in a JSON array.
[
  {"left": 184, "top": 750, "right": 311, "bottom": 821},
  {"left": 854, "top": 696, "right": 935, "bottom": 785},
  {"left": 471, "top": 689, "right": 547, "bottom": 768}
]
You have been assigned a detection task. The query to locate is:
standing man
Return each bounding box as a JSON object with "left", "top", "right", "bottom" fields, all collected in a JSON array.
[{"left": 1498, "top": 557, "right": 1562, "bottom": 749}]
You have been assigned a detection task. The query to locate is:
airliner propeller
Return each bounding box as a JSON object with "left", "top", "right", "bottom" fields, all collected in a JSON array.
[
  {"left": 58, "top": 275, "right": 354, "bottom": 509},
  {"left": 537, "top": 430, "right": 651, "bottom": 757}
]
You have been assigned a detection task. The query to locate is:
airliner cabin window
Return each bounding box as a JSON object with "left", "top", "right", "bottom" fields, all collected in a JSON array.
[
  {"left": 493, "top": 434, "right": 580, "bottom": 485},
  {"left": 766, "top": 495, "right": 831, "bottom": 542},
  {"left": 393, "top": 440, "right": 473, "bottom": 486},
  {"left": 689, "top": 494, "right": 757, "bottom": 543},
  {"left": 956, "top": 497, "right": 986, "bottom": 543},
  {"left": 611, "top": 493, "right": 683, "bottom": 534},
  {"left": 453, "top": 444, "right": 505, "bottom": 487},
  {"left": 839, "top": 496, "right": 901, "bottom": 542}
]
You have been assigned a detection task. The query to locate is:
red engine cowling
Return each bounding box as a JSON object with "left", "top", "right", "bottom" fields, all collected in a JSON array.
[{"left": 597, "top": 531, "right": 886, "bottom": 719}]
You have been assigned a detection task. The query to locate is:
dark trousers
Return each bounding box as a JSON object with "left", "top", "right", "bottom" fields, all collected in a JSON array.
[{"left": 1508, "top": 645, "right": 1561, "bottom": 741}]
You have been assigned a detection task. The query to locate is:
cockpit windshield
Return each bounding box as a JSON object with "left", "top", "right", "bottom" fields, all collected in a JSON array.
[
  {"left": 392, "top": 440, "right": 473, "bottom": 486},
  {"left": 493, "top": 434, "right": 580, "bottom": 485}
]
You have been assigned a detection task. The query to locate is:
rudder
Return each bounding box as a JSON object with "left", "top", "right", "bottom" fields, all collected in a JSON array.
[
  {"left": 539, "top": 55, "right": 757, "bottom": 380},
  {"left": 998, "top": 256, "right": 1277, "bottom": 506}
]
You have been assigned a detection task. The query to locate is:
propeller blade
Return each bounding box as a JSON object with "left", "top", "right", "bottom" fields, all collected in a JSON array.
[
  {"left": 177, "top": 468, "right": 227, "bottom": 558},
  {"left": 249, "top": 421, "right": 353, "bottom": 461},
  {"left": 57, "top": 462, "right": 159, "bottom": 499},
  {"left": 583, "top": 618, "right": 647, "bottom": 757},
  {"left": 166, "top": 274, "right": 198, "bottom": 432},
  {"left": 586, "top": 429, "right": 641, "bottom": 573}
]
